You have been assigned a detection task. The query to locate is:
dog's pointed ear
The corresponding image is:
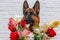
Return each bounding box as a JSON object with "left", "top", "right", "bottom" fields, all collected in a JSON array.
[
  {"left": 23, "top": 0, "right": 29, "bottom": 14},
  {"left": 33, "top": 0, "right": 40, "bottom": 15}
]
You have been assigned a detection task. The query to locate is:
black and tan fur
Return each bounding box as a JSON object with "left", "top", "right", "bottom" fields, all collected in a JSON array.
[{"left": 23, "top": 0, "right": 40, "bottom": 31}]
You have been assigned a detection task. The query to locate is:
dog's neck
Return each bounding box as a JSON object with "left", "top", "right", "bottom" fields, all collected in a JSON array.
[{"left": 29, "top": 22, "right": 39, "bottom": 32}]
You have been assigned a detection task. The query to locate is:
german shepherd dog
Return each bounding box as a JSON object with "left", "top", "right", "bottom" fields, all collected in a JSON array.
[{"left": 23, "top": 0, "right": 40, "bottom": 31}]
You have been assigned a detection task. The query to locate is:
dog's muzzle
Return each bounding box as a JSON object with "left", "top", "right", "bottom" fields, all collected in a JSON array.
[
  {"left": 24, "top": 16, "right": 34, "bottom": 31},
  {"left": 24, "top": 16, "right": 34, "bottom": 26}
]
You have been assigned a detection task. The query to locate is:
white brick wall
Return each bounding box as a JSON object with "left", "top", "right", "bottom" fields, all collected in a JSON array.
[{"left": 0, "top": 0, "right": 60, "bottom": 40}]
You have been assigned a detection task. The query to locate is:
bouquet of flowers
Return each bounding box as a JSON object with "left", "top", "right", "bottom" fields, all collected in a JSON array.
[
  {"left": 8, "top": 15, "right": 33, "bottom": 40},
  {"left": 8, "top": 15, "right": 60, "bottom": 40}
]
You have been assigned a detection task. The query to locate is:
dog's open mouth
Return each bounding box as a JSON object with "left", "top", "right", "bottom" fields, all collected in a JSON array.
[{"left": 25, "top": 20, "right": 34, "bottom": 28}]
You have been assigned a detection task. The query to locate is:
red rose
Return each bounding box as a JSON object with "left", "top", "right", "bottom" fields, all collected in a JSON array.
[
  {"left": 8, "top": 18, "right": 18, "bottom": 32},
  {"left": 8, "top": 25, "right": 16, "bottom": 32},
  {"left": 19, "top": 19, "right": 26, "bottom": 27},
  {"left": 10, "top": 32, "right": 19, "bottom": 40},
  {"left": 47, "top": 28, "right": 56, "bottom": 37}
]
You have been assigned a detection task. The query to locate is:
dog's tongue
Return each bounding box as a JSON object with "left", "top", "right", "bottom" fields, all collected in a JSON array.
[{"left": 25, "top": 24, "right": 30, "bottom": 28}]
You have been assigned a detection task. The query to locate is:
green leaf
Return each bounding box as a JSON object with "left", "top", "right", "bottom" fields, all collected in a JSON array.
[
  {"left": 18, "top": 25, "right": 23, "bottom": 31},
  {"left": 37, "top": 33, "right": 43, "bottom": 40},
  {"left": 18, "top": 37, "right": 24, "bottom": 40},
  {"left": 34, "top": 33, "right": 38, "bottom": 40},
  {"left": 34, "top": 33, "right": 43, "bottom": 40}
]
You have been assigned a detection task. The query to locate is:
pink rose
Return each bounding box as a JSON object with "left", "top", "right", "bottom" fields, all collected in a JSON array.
[
  {"left": 23, "top": 29, "right": 31, "bottom": 36},
  {"left": 8, "top": 18, "right": 17, "bottom": 27}
]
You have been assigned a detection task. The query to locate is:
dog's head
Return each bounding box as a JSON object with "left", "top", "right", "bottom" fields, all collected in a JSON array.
[{"left": 23, "top": 0, "right": 40, "bottom": 31}]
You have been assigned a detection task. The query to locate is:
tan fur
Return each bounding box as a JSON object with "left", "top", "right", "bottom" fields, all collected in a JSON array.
[{"left": 23, "top": 8, "right": 40, "bottom": 31}]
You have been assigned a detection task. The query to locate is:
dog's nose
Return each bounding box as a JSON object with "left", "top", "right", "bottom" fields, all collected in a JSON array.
[
  {"left": 24, "top": 19, "right": 28, "bottom": 21},
  {"left": 24, "top": 16, "right": 30, "bottom": 21},
  {"left": 24, "top": 17, "right": 29, "bottom": 21}
]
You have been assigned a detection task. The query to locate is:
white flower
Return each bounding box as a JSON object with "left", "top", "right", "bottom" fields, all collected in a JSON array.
[
  {"left": 26, "top": 32, "right": 34, "bottom": 40},
  {"left": 34, "top": 28, "right": 40, "bottom": 34},
  {"left": 13, "top": 15, "right": 23, "bottom": 23}
]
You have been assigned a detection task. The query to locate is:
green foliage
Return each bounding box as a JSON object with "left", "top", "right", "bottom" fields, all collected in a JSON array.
[
  {"left": 34, "top": 32, "right": 43, "bottom": 40},
  {"left": 18, "top": 25, "right": 23, "bottom": 31}
]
